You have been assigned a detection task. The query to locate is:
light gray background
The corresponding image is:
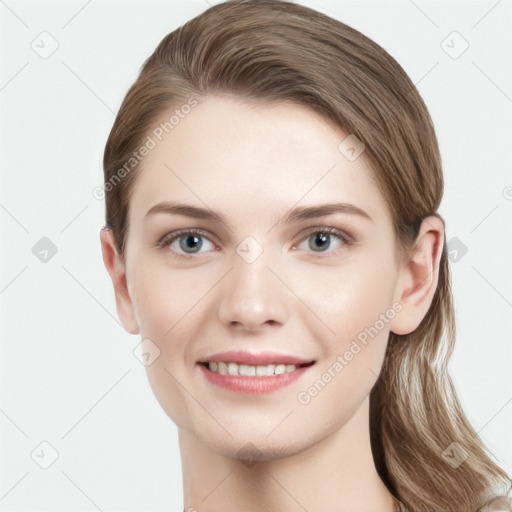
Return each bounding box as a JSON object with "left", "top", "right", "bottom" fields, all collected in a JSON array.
[{"left": 1, "top": 0, "right": 511, "bottom": 510}]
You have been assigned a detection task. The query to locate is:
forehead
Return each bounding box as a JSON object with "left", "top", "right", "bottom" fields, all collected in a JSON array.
[{"left": 128, "top": 95, "right": 390, "bottom": 227}]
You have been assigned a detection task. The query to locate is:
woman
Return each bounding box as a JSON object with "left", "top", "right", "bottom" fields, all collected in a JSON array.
[{"left": 99, "top": 1, "right": 512, "bottom": 510}]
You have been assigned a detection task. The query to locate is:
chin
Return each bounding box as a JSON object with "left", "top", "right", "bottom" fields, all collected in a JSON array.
[
  {"left": 219, "top": 438, "right": 304, "bottom": 462},
  {"left": 187, "top": 421, "right": 315, "bottom": 463}
]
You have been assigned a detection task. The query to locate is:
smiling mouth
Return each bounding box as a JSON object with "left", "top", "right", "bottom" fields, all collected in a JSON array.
[{"left": 199, "top": 360, "right": 315, "bottom": 377}]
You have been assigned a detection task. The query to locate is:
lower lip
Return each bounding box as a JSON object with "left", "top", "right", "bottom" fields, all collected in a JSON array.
[{"left": 197, "top": 363, "right": 314, "bottom": 394}]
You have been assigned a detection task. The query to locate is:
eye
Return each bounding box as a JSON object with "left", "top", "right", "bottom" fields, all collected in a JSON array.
[
  {"left": 157, "top": 226, "right": 353, "bottom": 259},
  {"left": 294, "top": 227, "right": 352, "bottom": 256},
  {"left": 156, "top": 228, "right": 217, "bottom": 258}
]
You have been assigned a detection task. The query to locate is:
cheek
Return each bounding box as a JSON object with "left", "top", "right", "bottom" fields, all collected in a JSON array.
[
  {"left": 294, "top": 258, "right": 395, "bottom": 425},
  {"left": 299, "top": 251, "right": 397, "bottom": 339},
  {"left": 130, "top": 261, "right": 207, "bottom": 340},
  {"left": 129, "top": 263, "right": 210, "bottom": 430},
  {"left": 129, "top": 261, "right": 216, "bottom": 390},
  {"left": 295, "top": 251, "right": 397, "bottom": 406}
]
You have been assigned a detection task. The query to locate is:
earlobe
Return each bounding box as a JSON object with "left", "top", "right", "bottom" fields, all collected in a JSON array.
[
  {"left": 99, "top": 228, "right": 140, "bottom": 335},
  {"left": 389, "top": 216, "right": 445, "bottom": 336}
]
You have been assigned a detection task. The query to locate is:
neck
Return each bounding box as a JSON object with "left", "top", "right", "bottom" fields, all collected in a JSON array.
[{"left": 178, "top": 396, "right": 398, "bottom": 512}]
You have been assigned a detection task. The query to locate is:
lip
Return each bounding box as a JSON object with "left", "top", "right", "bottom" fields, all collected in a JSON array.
[
  {"left": 196, "top": 350, "right": 316, "bottom": 395},
  {"left": 197, "top": 363, "right": 314, "bottom": 394},
  {"left": 198, "top": 349, "right": 315, "bottom": 366}
]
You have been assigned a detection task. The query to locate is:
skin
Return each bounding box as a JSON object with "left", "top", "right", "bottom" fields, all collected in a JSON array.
[{"left": 101, "top": 95, "right": 444, "bottom": 512}]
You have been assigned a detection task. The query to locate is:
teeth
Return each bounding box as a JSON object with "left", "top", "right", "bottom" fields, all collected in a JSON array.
[
  {"left": 206, "top": 361, "right": 299, "bottom": 376},
  {"left": 275, "top": 364, "right": 285, "bottom": 375},
  {"left": 239, "top": 364, "right": 256, "bottom": 376},
  {"left": 227, "top": 362, "right": 238, "bottom": 375}
]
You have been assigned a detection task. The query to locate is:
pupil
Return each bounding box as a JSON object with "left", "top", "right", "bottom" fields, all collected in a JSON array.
[
  {"left": 311, "top": 232, "right": 330, "bottom": 251},
  {"left": 181, "top": 235, "right": 202, "bottom": 253}
]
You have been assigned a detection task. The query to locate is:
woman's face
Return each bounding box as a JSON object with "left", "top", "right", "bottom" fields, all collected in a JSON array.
[{"left": 120, "top": 95, "right": 404, "bottom": 459}]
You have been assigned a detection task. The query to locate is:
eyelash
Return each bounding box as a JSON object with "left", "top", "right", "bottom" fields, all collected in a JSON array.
[{"left": 156, "top": 227, "right": 354, "bottom": 260}]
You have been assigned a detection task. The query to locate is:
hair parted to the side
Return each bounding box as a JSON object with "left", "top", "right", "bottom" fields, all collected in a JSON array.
[{"left": 102, "top": 1, "right": 512, "bottom": 510}]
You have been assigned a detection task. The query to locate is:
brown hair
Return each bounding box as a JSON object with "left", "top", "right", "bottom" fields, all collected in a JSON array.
[{"left": 102, "top": 1, "right": 512, "bottom": 510}]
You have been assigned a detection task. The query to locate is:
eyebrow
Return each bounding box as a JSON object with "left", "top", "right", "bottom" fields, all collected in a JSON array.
[{"left": 144, "top": 201, "right": 373, "bottom": 227}]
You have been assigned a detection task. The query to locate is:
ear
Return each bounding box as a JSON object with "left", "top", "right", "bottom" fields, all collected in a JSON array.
[
  {"left": 100, "top": 228, "right": 139, "bottom": 335},
  {"left": 389, "top": 215, "right": 445, "bottom": 335}
]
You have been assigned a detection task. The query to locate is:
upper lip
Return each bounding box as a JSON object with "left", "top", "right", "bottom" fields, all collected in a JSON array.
[{"left": 199, "top": 350, "right": 315, "bottom": 366}]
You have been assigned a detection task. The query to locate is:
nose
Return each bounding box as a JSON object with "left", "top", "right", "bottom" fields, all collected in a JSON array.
[{"left": 216, "top": 249, "right": 289, "bottom": 332}]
